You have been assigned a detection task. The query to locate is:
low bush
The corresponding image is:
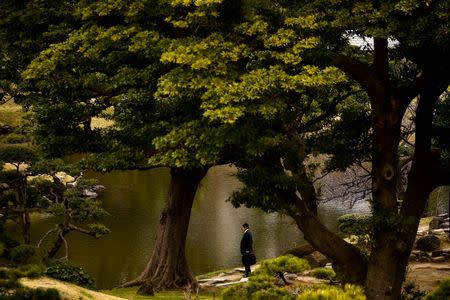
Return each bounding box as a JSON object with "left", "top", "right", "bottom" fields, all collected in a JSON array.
[
  {"left": 0, "top": 265, "right": 59, "bottom": 299},
  {"left": 45, "top": 261, "right": 95, "bottom": 289},
  {"left": 253, "top": 255, "right": 310, "bottom": 277},
  {"left": 9, "top": 245, "right": 36, "bottom": 265},
  {"left": 310, "top": 268, "right": 336, "bottom": 280},
  {"left": 425, "top": 277, "right": 450, "bottom": 300},
  {"left": 297, "top": 284, "right": 366, "bottom": 300}
]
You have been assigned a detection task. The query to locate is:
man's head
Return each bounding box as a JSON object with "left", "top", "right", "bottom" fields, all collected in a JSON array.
[{"left": 241, "top": 223, "right": 249, "bottom": 232}]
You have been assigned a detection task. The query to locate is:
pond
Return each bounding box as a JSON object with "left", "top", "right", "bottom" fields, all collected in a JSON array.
[{"left": 30, "top": 165, "right": 369, "bottom": 289}]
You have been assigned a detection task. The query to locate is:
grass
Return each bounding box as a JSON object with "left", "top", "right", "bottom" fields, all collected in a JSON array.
[
  {"left": 0, "top": 100, "right": 26, "bottom": 126},
  {"left": 103, "top": 287, "right": 216, "bottom": 300}
]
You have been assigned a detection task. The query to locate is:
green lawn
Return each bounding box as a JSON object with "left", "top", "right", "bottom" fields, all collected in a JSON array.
[{"left": 103, "top": 287, "right": 217, "bottom": 300}]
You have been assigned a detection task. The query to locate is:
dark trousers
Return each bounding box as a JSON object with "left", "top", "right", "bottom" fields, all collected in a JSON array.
[
  {"left": 244, "top": 264, "right": 251, "bottom": 277},
  {"left": 242, "top": 253, "right": 252, "bottom": 277}
]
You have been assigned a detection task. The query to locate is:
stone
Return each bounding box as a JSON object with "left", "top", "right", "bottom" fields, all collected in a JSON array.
[
  {"left": 432, "top": 229, "right": 445, "bottom": 235},
  {"left": 442, "top": 248, "right": 450, "bottom": 254},
  {"left": 440, "top": 222, "right": 449, "bottom": 229},
  {"left": 304, "top": 251, "right": 329, "bottom": 268},
  {"left": 432, "top": 250, "right": 443, "bottom": 257},
  {"left": 431, "top": 256, "right": 446, "bottom": 263},
  {"left": 416, "top": 235, "right": 441, "bottom": 251},
  {"left": 82, "top": 189, "right": 98, "bottom": 198},
  {"left": 324, "top": 263, "right": 333, "bottom": 269},
  {"left": 438, "top": 213, "right": 449, "bottom": 218},
  {"left": 429, "top": 217, "right": 444, "bottom": 230},
  {"left": 418, "top": 257, "right": 431, "bottom": 263},
  {"left": 284, "top": 273, "right": 298, "bottom": 281},
  {"left": 411, "top": 250, "right": 421, "bottom": 256}
]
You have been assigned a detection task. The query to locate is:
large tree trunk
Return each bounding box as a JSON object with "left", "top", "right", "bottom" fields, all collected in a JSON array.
[
  {"left": 365, "top": 64, "right": 441, "bottom": 299},
  {"left": 130, "top": 168, "right": 207, "bottom": 294},
  {"left": 282, "top": 164, "right": 367, "bottom": 284}
]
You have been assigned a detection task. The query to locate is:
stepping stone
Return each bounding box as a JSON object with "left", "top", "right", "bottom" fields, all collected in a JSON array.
[{"left": 431, "top": 256, "right": 446, "bottom": 263}]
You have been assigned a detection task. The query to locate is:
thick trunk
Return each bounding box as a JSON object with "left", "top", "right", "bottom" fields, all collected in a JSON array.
[
  {"left": 287, "top": 192, "right": 368, "bottom": 284},
  {"left": 134, "top": 168, "right": 207, "bottom": 293},
  {"left": 366, "top": 67, "right": 438, "bottom": 300}
]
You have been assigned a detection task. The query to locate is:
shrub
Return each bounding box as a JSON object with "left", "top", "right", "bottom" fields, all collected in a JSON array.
[
  {"left": 425, "top": 277, "right": 450, "bottom": 300},
  {"left": 3, "top": 287, "right": 60, "bottom": 300},
  {"left": 252, "top": 287, "right": 295, "bottom": 300},
  {"left": 337, "top": 214, "right": 372, "bottom": 235},
  {"left": 401, "top": 281, "right": 426, "bottom": 300},
  {"left": 222, "top": 284, "right": 248, "bottom": 300},
  {"left": 310, "top": 268, "right": 336, "bottom": 280},
  {"left": 10, "top": 245, "right": 36, "bottom": 264},
  {"left": 254, "top": 255, "right": 310, "bottom": 277},
  {"left": 45, "top": 261, "right": 95, "bottom": 289},
  {"left": 297, "top": 284, "right": 366, "bottom": 300},
  {"left": 3, "top": 133, "right": 27, "bottom": 144}
]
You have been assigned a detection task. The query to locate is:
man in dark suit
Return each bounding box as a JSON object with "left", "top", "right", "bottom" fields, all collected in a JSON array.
[{"left": 240, "top": 223, "right": 254, "bottom": 277}]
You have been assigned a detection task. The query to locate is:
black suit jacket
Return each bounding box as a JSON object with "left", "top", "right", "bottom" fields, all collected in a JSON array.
[{"left": 240, "top": 230, "right": 253, "bottom": 254}]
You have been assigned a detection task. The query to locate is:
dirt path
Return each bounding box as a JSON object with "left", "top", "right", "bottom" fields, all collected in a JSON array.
[
  {"left": 20, "top": 277, "right": 126, "bottom": 300},
  {"left": 406, "top": 262, "right": 450, "bottom": 292}
]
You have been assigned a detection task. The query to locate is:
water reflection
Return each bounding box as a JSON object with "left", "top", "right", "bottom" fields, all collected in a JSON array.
[{"left": 30, "top": 165, "right": 369, "bottom": 289}]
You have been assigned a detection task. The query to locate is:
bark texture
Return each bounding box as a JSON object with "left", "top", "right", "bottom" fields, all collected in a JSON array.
[{"left": 132, "top": 168, "right": 207, "bottom": 293}]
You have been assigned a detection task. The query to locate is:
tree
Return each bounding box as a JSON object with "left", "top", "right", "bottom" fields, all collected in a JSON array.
[
  {"left": 0, "top": 145, "right": 110, "bottom": 261},
  {"left": 19, "top": 0, "right": 244, "bottom": 292},
  {"left": 151, "top": 1, "right": 450, "bottom": 299}
]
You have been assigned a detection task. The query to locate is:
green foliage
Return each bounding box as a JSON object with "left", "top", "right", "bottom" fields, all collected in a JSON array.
[
  {"left": 425, "top": 278, "right": 450, "bottom": 300},
  {"left": 337, "top": 214, "right": 372, "bottom": 235},
  {"left": 0, "top": 265, "right": 57, "bottom": 300},
  {"left": 310, "top": 268, "right": 336, "bottom": 281},
  {"left": 253, "top": 255, "right": 310, "bottom": 277},
  {"left": 3, "top": 287, "right": 60, "bottom": 300},
  {"left": 10, "top": 245, "right": 36, "bottom": 265},
  {"left": 297, "top": 284, "right": 366, "bottom": 300},
  {"left": 401, "top": 281, "right": 427, "bottom": 300},
  {"left": 0, "top": 145, "right": 36, "bottom": 166},
  {"left": 222, "top": 273, "right": 295, "bottom": 300},
  {"left": 1, "top": 133, "right": 28, "bottom": 144},
  {"left": 45, "top": 261, "right": 95, "bottom": 289}
]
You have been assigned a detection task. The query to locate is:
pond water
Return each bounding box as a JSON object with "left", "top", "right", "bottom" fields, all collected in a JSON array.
[{"left": 29, "top": 165, "right": 369, "bottom": 289}]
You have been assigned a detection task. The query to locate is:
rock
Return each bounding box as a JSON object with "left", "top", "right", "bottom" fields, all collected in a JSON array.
[
  {"left": 429, "top": 217, "right": 444, "bottom": 230},
  {"left": 442, "top": 253, "right": 450, "bottom": 259},
  {"left": 411, "top": 250, "right": 421, "bottom": 256},
  {"left": 82, "top": 189, "right": 98, "bottom": 198},
  {"left": 416, "top": 235, "right": 441, "bottom": 251},
  {"left": 304, "top": 251, "right": 329, "bottom": 268},
  {"left": 416, "top": 231, "right": 426, "bottom": 236},
  {"left": 442, "top": 248, "right": 450, "bottom": 254},
  {"left": 431, "top": 256, "right": 446, "bottom": 263},
  {"left": 438, "top": 213, "right": 449, "bottom": 218},
  {"left": 324, "top": 263, "right": 333, "bottom": 269},
  {"left": 419, "top": 251, "right": 430, "bottom": 257},
  {"left": 418, "top": 257, "right": 431, "bottom": 263},
  {"left": 91, "top": 185, "right": 106, "bottom": 192},
  {"left": 432, "top": 229, "right": 446, "bottom": 235},
  {"left": 285, "top": 244, "right": 315, "bottom": 258},
  {"left": 440, "top": 222, "right": 449, "bottom": 229},
  {"left": 431, "top": 250, "right": 443, "bottom": 257},
  {"left": 284, "top": 273, "right": 298, "bottom": 281}
]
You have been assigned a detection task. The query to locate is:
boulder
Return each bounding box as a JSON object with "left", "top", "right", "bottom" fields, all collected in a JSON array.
[
  {"left": 416, "top": 235, "right": 441, "bottom": 251},
  {"left": 285, "top": 244, "right": 315, "bottom": 258},
  {"left": 429, "top": 217, "right": 444, "bottom": 230},
  {"left": 303, "top": 251, "right": 329, "bottom": 268}
]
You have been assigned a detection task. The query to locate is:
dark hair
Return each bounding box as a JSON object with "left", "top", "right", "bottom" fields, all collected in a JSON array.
[{"left": 242, "top": 223, "right": 249, "bottom": 229}]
